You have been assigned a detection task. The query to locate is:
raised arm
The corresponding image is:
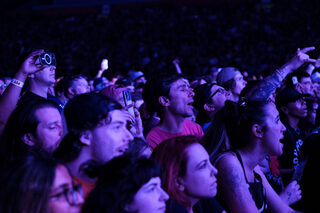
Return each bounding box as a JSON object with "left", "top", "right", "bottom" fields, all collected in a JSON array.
[
  {"left": 247, "top": 47, "right": 317, "bottom": 101},
  {"left": 0, "top": 49, "right": 44, "bottom": 135}
]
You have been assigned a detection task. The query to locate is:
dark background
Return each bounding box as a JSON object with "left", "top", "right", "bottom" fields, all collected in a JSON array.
[{"left": 1, "top": 0, "right": 320, "bottom": 80}]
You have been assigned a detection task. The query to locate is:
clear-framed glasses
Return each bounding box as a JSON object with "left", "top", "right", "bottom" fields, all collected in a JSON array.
[
  {"left": 209, "top": 88, "right": 225, "bottom": 99},
  {"left": 49, "top": 184, "right": 83, "bottom": 206}
]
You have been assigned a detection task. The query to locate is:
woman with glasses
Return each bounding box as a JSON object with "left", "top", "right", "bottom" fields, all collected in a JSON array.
[
  {"left": 0, "top": 153, "right": 84, "bottom": 213},
  {"left": 193, "top": 83, "right": 227, "bottom": 132}
]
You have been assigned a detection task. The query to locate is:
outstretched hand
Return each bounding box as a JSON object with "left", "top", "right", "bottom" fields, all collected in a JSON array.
[{"left": 287, "top": 46, "right": 317, "bottom": 70}]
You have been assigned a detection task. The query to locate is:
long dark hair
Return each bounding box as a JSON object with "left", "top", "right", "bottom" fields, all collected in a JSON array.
[
  {"left": 0, "top": 153, "right": 58, "bottom": 213},
  {"left": 0, "top": 99, "right": 59, "bottom": 168},
  {"left": 82, "top": 155, "right": 162, "bottom": 213},
  {"left": 202, "top": 99, "right": 269, "bottom": 162}
]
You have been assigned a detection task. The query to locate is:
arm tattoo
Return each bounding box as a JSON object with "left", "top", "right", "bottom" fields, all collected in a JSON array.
[{"left": 247, "top": 73, "right": 281, "bottom": 101}]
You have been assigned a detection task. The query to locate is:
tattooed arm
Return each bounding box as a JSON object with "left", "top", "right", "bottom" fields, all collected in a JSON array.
[
  {"left": 247, "top": 47, "right": 316, "bottom": 101},
  {"left": 215, "top": 153, "right": 260, "bottom": 213}
]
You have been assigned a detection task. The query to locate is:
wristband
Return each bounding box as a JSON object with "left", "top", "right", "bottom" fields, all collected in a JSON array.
[{"left": 11, "top": 79, "right": 24, "bottom": 88}]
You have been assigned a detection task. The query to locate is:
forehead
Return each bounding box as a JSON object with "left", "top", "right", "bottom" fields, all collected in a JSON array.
[
  {"left": 265, "top": 103, "right": 279, "bottom": 119},
  {"left": 52, "top": 165, "right": 72, "bottom": 189},
  {"left": 234, "top": 72, "right": 243, "bottom": 80},
  {"left": 108, "top": 109, "right": 127, "bottom": 122},
  {"left": 300, "top": 77, "right": 312, "bottom": 83},
  {"left": 170, "top": 78, "right": 189, "bottom": 89},
  {"left": 35, "top": 107, "right": 61, "bottom": 120},
  {"left": 210, "top": 84, "right": 223, "bottom": 93},
  {"left": 73, "top": 77, "right": 87, "bottom": 84},
  {"left": 185, "top": 143, "right": 208, "bottom": 163}
]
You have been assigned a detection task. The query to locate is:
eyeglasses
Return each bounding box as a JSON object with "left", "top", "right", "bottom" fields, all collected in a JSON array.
[
  {"left": 49, "top": 184, "right": 83, "bottom": 206},
  {"left": 209, "top": 88, "right": 225, "bottom": 99}
]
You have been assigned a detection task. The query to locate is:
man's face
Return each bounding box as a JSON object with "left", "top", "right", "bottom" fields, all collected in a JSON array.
[
  {"left": 35, "top": 107, "right": 63, "bottom": 153},
  {"left": 71, "top": 78, "right": 89, "bottom": 95},
  {"left": 33, "top": 66, "right": 56, "bottom": 86},
  {"left": 90, "top": 109, "right": 134, "bottom": 163},
  {"left": 287, "top": 98, "right": 308, "bottom": 119},
  {"left": 232, "top": 72, "right": 247, "bottom": 96},
  {"left": 167, "top": 79, "right": 195, "bottom": 118},
  {"left": 299, "top": 77, "right": 314, "bottom": 95}
]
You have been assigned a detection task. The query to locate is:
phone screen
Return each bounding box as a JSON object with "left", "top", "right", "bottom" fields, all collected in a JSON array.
[{"left": 123, "top": 90, "right": 135, "bottom": 118}]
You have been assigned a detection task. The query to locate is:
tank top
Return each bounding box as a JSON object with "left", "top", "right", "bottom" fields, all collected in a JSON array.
[{"left": 233, "top": 150, "right": 268, "bottom": 212}]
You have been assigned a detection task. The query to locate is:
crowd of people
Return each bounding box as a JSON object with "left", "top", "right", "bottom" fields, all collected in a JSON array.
[
  {"left": 0, "top": 43, "right": 319, "bottom": 213},
  {"left": 1, "top": 1, "right": 320, "bottom": 213}
]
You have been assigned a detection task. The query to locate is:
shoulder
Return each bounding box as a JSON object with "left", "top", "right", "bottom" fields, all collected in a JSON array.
[
  {"left": 215, "top": 152, "right": 245, "bottom": 185},
  {"left": 146, "top": 127, "right": 167, "bottom": 149},
  {"left": 183, "top": 119, "right": 204, "bottom": 136}
]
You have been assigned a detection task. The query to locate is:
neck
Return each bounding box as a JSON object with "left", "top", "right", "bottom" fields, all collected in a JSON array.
[
  {"left": 29, "top": 81, "right": 51, "bottom": 99},
  {"left": 158, "top": 112, "right": 185, "bottom": 133},
  {"left": 65, "top": 148, "right": 97, "bottom": 183},
  {"left": 287, "top": 116, "right": 300, "bottom": 130},
  {"left": 237, "top": 141, "right": 265, "bottom": 175},
  {"left": 229, "top": 93, "right": 239, "bottom": 102},
  {"left": 187, "top": 198, "right": 199, "bottom": 213}
]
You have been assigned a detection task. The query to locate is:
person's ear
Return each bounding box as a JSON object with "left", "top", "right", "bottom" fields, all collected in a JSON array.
[
  {"left": 252, "top": 124, "right": 263, "bottom": 138},
  {"left": 280, "top": 106, "right": 289, "bottom": 115},
  {"left": 175, "top": 177, "right": 185, "bottom": 192},
  {"left": 79, "top": 131, "right": 92, "bottom": 146},
  {"left": 158, "top": 96, "right": 170, "bottom": 107},
  {"left": 67, "top": 87, "right": 75, "bottom": 97},
  {"left": 204, "top": 103, "right": 215, "bottom": 112},
  {"left": 295, "top": 83, "right": 303, "bottom": 94},
  {"left": 21, "top": 133, "right": 36, "bottom": 147}
]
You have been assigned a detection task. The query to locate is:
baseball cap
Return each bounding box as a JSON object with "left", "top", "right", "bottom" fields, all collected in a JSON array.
[
  {"left": 127, "top": 70, "right": 144, "bottom": 82},
  {"left": 275, "top": 87, "right": 306, "bottom": 107},
  {"left": 216, "top": 67, "right": 241, "bottom": 85},
  {"left": 100, "top": 85, "right": 126, "bottom": 99}
]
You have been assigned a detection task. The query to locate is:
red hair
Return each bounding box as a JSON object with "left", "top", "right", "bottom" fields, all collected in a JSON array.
[{"left": 151, "top": 135, "right": 201, "bottom": 208}]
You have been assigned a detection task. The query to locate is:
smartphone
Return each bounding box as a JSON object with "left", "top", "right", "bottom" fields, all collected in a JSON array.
[
  {"left": 39, "top": 52, "right": 56, "bottom": 66},
  {"left": 123, "top": 90, "right": 135, "bottom": 119}
]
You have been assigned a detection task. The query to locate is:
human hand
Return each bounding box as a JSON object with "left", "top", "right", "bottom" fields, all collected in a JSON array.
[
  {"left": 280, "top": 180, "right": 302, "bottom": 205},
  {"left": 18, "top": 49, "right": 46, "bottom": 77},
  {"left": 122, "top": 107, "right": 144, "bottom": 138},
  {"left": 286, "top": 46, "right": 316, "bottom": 70},
  {"left": 172, "top": 58, "right": 180, "bottom": 65}
]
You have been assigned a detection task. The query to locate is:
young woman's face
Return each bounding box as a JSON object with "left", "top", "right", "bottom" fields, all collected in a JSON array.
[
  {"left": 262, "top": 103, "right": 286, "bottom": 156},
  {"left": 48, "top": 165, "right": 84, "bottom": 213},
  {"left": 126, "top": 177, "right": 169, "bottom": 213},
  {"left": 180, "top": 143, "right": 218, "bottom": 201}
]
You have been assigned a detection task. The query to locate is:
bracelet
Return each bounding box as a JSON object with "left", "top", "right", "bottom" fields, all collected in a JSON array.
[{"left": 11, "top": 79, "right": 24, "bottom": 88}]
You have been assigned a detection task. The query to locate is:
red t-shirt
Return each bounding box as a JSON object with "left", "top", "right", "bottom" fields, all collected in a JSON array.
[{"left": 146, "top": 119, "right": 204, "bottom": 150}]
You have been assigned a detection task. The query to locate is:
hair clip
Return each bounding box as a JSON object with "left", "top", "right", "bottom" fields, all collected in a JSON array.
[{"left": 292, "top": 76, "right": 298, "bottom": 85}]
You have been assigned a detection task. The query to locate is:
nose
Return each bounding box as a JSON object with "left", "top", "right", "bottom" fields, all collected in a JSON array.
[
  {"left": 280, "top": 121, "right": 286, "bottom": 133},
  {"left": 50, "top": 66, "right": 56, "bottom": 71},
  {"left": 189, "top": 87, "right": 194, "bottom": 97},
  {"left": 75, "top": 189, "right": 84, "bottom": 205},
  {"left": 159, "top": 188, "right": 169, "bottom": 202},
  {"left": 209, "top": 162, "right": 218, "bottom": 176}
]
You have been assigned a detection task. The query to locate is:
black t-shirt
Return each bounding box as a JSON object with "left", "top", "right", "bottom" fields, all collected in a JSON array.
[{"left": 279, "top": 121, "right": 305, "bottom": 185}]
